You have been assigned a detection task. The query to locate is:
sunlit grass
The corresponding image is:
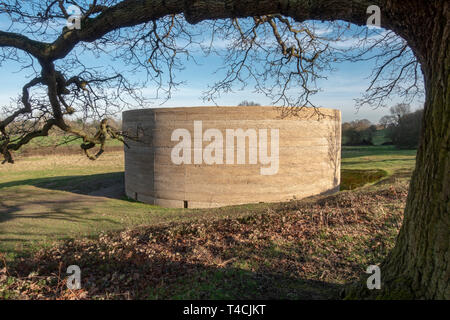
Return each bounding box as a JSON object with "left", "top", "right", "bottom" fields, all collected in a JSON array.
[{"left": 0, "top": 144, "right": 416, "bottom": 260}]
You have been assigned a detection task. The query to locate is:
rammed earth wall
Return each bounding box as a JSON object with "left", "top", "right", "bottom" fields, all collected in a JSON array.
[{"left": 122, "top": 106, "right": 341, "bottom": 208}]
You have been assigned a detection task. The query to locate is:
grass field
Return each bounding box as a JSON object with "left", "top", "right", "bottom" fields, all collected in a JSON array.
[
  {"left": 0, "top": 143, "right": 417, "bottom": 299},
  {"left": 15, "top": 135, "right": 124, "bottom": 149},
  {"left": 9, "top": 136, "right": 123, "bottom": 158},
  {"left": 341, "top": 145, "right": 416, "bottom": 190},
  {"left": 0, "top": 152, "right": 280, "bottom": 261}
]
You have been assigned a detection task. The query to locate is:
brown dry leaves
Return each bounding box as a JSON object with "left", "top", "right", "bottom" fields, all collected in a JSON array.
[{"left": 0, "top": 182, "right": 408, "bottom": 300}]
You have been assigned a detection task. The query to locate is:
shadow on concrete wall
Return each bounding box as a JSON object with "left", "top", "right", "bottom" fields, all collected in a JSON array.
[{"left": 327, "top": 111, "right": 342, "bottom": 190}]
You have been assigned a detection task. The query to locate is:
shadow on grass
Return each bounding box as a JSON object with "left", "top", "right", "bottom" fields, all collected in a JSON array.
[
  {"left": 12, "top": 248, "right": 344, "bottom": 300},
  {"left": 0, "top": 192, "right": 121, "bottom": 222},
  {"left": 0, "top": 188, "right": 122, "bottom": 251},
  {"left": 340, "top": 169, "right": 388, "bottom": 191},
  {"left": 143, "top": 264, "right": 343, "bottom": 300},
  {"left": 0, "top": 172, "right": 125, "bottom": 199}
]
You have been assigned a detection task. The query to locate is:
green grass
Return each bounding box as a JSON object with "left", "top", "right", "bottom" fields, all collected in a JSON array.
[
  {"left": 340, "top": 169, "right": 387, "bottom": 190},
  {"left": 145, "top": 268, "right": 339, "bottom": 299},
  {"left": 0, "top": 144, "right": 415, "bottom": 300},
  {"left": 372, "top": 129, "right": 389, "bottom": 145},
  {"left": 340, "top": 145, "right": 416, "bottom": 190},
  {"left": 0, "top": 186, "right": 273, "bottom": 261},
  {"left": 19, "top": 135, "right": 123, "bottom": 148},
  {"left": 341, "top": 145, "right": 416, "bottom": 174},
  {"left": 11, "top": 135, "right": 123, "bottom": 157},
  {"left": 0, "top": 153, "right": 276, "bottom": 260},
  {"left": 0, "top": 145, "right": 416, "bottom": 261},
  {"left": 1, "top": 179, "right": 409, "bottom": 299}
]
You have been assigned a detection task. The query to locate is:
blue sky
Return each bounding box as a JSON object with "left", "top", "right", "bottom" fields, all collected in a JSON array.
[{"left": 0, "top": 13, "right": 424, "bottom": 124}]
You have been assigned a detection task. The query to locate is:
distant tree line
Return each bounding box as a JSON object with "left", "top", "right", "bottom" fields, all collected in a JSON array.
[
  {"left": 380, "top": 104, "right": 423, "bottom": 149},
  {"left": 342, "top": 119, "right": 378, "bottom": 146},
  {"left": 237, "top": 101, "right": 261, "bottom": 106},
  {"left": 342, "top": 103, "right": 423, "bottom": 149}
]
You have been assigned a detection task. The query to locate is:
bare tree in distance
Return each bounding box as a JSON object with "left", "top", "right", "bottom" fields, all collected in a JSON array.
[
  {"left": 0, "top": 0, "right": 447, "bottom": 299},
  {"left": 379, "top": 115, "right": 392, "bottom": 129},
  {"left": 389, "top": 103, "right": 411, "bottom": 124},
  {"left": 387, "top": 108, "right": 423, "bottom": 149},
  {"left": 378, "top": 103, "right": 414, "bottom": 128},
  {"left": 237, "top": 100, "right": 261, "bottom": 106}
]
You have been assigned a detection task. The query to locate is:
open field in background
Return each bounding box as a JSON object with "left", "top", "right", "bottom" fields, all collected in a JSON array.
[
  {"left": 11, "top": 136, "right": 123, "bottom": 157},
  {"left": 0, "top": 142, "right": 416, "bottom": 299},
  {"left": 15, "top": 135, "right": 124, "bottom": 150},
  {"left": 341, "top": 146, "right": 416, "bottom": 190}
]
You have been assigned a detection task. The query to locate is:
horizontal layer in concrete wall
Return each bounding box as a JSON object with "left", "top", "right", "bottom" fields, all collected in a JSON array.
[{"left": 123, "top": 106, "right": 341, "bottom": 208}]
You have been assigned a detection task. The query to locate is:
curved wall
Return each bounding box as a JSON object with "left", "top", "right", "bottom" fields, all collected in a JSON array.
[{"left": 123, "top": 106, "right": 341, "bottom": 208}]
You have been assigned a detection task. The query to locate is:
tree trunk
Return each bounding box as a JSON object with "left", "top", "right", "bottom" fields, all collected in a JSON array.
[
  {"left": 381, "top": 48, "right": 449, "bottom": 300},
  {"left": 185, "top": 0, "right": 450, "bottom": 299},
  {"left": 347, "top": 2, "right": 449, "bottom": 299}
]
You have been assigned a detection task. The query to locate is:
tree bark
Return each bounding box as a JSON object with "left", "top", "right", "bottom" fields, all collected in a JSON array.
[
  {"left": 383, "top": 15, "right": 449, "bottom": 300},
  {"left": 346, "top": 1, "right": 449, "bottom": 299}
]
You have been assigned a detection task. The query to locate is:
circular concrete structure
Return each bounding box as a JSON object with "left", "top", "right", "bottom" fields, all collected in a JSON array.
[{"left": 123, "top": 106, "right": 341, "bottom": 208}]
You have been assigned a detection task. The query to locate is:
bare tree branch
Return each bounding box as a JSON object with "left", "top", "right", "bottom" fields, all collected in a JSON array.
[{"left": 0, "top": 0, "right": 423, "bottom": 162}]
